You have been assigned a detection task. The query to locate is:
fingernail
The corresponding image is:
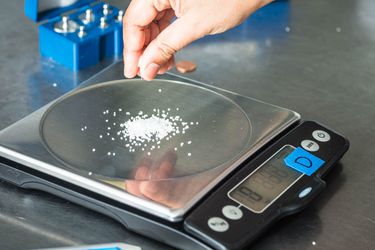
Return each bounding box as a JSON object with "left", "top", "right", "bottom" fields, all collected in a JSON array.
[
  {"left": 144, "top": 63, "right": 160, "bottom": 80},
  {"left": 124, "top": 65, "right": 133, "bottom": 78}
]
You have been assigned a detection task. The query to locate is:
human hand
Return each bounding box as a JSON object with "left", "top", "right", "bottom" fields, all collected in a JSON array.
[{"left": 123, "top": 0, "right": 274, "bottom": 80}]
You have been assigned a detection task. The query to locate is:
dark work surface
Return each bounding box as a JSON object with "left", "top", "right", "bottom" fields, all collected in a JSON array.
[{"left": 0, "top": 0, "right": 374, "bottom": 250}]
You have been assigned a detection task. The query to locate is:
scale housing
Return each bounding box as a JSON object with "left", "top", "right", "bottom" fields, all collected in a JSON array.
[{"left": 0, "top": 62, "right": 349, "bottom": 249}]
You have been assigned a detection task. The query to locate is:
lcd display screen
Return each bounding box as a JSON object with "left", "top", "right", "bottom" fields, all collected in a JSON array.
[{"left": 229, "top": 145, "right": 303, "bottom": 213}]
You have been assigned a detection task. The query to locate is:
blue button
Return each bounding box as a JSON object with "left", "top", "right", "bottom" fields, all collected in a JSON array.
[{"left": 284, "top": 147, "right": 325, "bottom": 176}]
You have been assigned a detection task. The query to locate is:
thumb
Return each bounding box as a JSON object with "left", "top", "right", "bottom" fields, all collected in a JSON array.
[{"left": 139, "top": 16, "right": 207, "bottom": 80}]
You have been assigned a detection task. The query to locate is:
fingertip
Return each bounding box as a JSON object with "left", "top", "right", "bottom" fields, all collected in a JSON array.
[
  {"left": 124, "top": 52, "right": 141, "bottom": 79},
  {"left": 141, "top": 62, "right": 160, "bottom": 80}
]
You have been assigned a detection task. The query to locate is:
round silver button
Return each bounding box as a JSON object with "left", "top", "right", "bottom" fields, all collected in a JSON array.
[
  {"left": 301, "top": 140, "right": 319, "bottom": 152},
  {"left": 222, "top": 205, "right": 243, "bottom": 220},
  {"left": 312, "top": 130, "right": 331, "bottom": 142},
  {"left": 298, "top": 187, "right": 313, "bottom": 198},
  {"left": 207, "top": 217, "right": 229, "bottom": 232}
]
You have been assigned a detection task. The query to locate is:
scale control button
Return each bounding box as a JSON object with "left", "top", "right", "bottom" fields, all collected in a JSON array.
[
  {"left": 222, "top": 205, "right": 243, "bottom": 220},
  {"left": 298, "top": 187, "right": 313, "bottom": 198},
  {"left": 208, "top": 217, "right": 229, "bottom": 232},
  {"left": 301, "top": 140, "right": 319, "bottom": 152},
  {"left": 312, "top": 130, "right": 331, "bottom": 142},
  {"left": 284, "top": 147, "right": 325, "bottom": 176}
]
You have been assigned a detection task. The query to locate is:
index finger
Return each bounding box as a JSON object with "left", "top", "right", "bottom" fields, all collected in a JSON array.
[{"left": 123, "top": 0, "right": 169, "bottom": 78}]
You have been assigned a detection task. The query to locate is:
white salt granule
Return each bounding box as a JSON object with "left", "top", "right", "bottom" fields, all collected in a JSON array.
[
  {"left": 52, "top": 83, "right": 57, "bottom": 87},
  {"left": 158, "top": 88, "right": 162, "bottom": 93},
  {"left": 187, "top": 153, "right": 191, "bottom": 156},
  {"left": 187, "top": 141, "right": 191, "bottom": 144},
  {"left": 92, "top": 148, "right": 96, "bottom": 152},
  {"left": 312, "top": 241, "right": 316, "bottom": 246}
]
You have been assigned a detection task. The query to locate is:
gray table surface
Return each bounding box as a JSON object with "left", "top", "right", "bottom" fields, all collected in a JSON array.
[{"left": 0, "top": 0, "right": 374, "bottom": 249}]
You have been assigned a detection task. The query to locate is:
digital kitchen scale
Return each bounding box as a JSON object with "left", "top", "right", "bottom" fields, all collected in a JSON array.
[{"left": 0, "top": 62, "right": 349, "bottom": 250}]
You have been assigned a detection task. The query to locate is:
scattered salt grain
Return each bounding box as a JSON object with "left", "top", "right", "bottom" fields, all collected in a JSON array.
[
  {"left": 92, "top": 148, "right": 96, "bottom": 152},
  {"left": 285, "top": 26, "right": 291, "bottom": 32}
]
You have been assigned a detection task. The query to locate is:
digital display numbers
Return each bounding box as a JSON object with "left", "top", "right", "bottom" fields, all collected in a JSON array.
[{"left": 228, "top": 145, "right": 303, "bottom": 213}]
